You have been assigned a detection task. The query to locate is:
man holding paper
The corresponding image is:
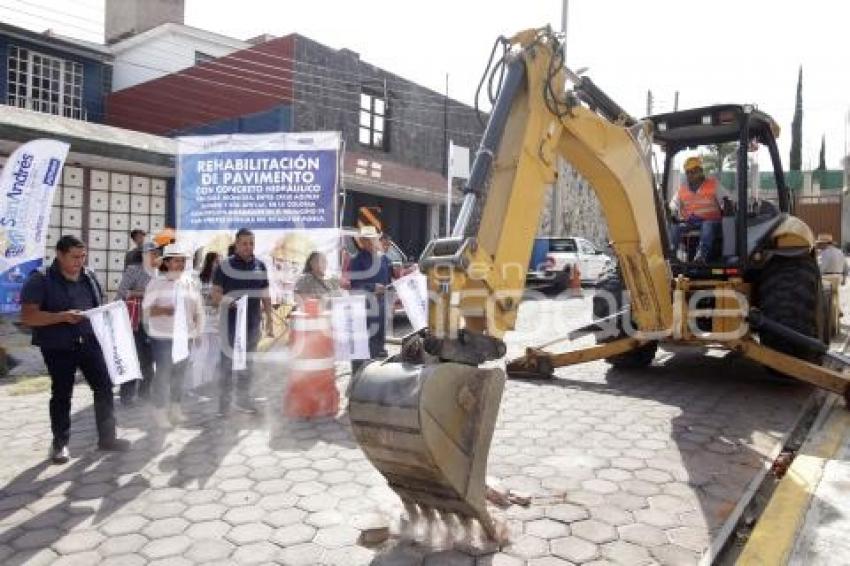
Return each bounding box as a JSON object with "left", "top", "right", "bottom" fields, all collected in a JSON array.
[
  {"left": 19, "top": 235, "right": 130, "bottom": 464},
  {"left": 211, "top": 228, "right": 274, "bottom": 416}
]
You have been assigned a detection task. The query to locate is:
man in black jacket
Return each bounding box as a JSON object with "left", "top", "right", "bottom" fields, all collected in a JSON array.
[{"left": 20, "top": 235, "right": 130, "bottom": 464}]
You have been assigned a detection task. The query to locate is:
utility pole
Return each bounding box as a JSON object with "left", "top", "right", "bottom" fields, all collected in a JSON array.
[
  {"left": 646, "top": 90, "right": 654, "bottom": 115},
  {"left": 674, "top": 91, "right": 679, "bottom": 112},
  {"left": 551, "top": 0, "right": 570, "bottom": 236}
]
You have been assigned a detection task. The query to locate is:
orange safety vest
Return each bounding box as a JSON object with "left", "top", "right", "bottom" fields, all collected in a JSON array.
[{"left": 678, "top": 177, "right": 721, "bottom": 221}]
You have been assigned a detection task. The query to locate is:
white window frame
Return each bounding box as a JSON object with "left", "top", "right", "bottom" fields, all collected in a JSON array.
[{"left": 7, "top": 45, "right": 85, "bottom": 119}]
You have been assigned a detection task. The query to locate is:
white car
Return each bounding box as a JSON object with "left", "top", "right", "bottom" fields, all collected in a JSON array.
[{"left": 527, "top": 236, "right": 614, "bottom": 289}]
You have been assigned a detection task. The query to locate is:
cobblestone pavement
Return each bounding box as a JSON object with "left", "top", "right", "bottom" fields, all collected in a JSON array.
[{"left": 0, "top": 295, "right": 812, "bottom": 565}]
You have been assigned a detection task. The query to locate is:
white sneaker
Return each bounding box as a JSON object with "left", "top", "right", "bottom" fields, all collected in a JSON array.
[{"left": 152, "top": 408, "right": 172, "bottom": 428}]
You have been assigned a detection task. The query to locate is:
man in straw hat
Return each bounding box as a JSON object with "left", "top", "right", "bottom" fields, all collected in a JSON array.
[
  {"left": 348, "top": 226, "right": 392, "bottom": 373},
  {"left": 816, "top": 233, "right": 847, "bottom": 319}
]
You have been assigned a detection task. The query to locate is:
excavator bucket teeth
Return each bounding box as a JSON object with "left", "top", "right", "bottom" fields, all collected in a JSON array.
[{"left": 348, "top": 361, "right": 506, "bottom": 538}]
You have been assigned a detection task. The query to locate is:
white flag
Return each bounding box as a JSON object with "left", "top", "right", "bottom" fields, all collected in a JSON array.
[
  {"left": 448, "top": 142, "right": 471, "bottom": 180},
  {"left": 84, "top": 302, "right": 142, "bottom": 385},
  {"left": 330, "top": 295, "right": 370, "bottom": 361},
  {"left": 172, "top": 282, "right": 189, "bottom": 363},
  {"left": 393, "top": 272, "right": 429, "bottom": 331},
  {"left": 233, "top": 296, "right": 248, "bottom": 370}
]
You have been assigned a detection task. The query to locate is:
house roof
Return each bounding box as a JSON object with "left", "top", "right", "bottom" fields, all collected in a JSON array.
[
  {"left": 0, "top": 21, "right": 112, "bottom": 61},
  {"left": 109, "top": 22, "right": 249, "bottom": 54},
  {"left": 0, "top": 105, "right": 175, "bottom": 174}
]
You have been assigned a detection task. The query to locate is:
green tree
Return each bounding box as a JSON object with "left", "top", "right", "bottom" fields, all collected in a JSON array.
[
  {"left": 790, "top": 66, "right": 803, "bottom": 171},
  {"left": 817, "top": 135, "right": 826, "bottom": 170}
]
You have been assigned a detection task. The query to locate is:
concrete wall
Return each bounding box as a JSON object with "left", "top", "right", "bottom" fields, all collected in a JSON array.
[
  {"left": 111, "top": 29, "right": 246, "bottom": 91},
  {"left": 105, "top": 0, "right": 185, "bottom": 44},
  {"left": 539, "top": 161, "right": 609, "bottom": 247}
]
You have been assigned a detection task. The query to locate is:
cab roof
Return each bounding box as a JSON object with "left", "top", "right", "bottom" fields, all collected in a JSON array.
[{"left": 647, "top": 104, "right": 781, "bottom": 149}]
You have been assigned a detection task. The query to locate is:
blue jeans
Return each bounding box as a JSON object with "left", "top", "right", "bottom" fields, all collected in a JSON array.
[{"left": 671, "top": 220, "right": 720, "bottom": 259}]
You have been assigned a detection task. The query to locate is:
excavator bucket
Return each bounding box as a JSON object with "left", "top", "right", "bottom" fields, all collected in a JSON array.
[{"left": 348, "top": 361, "right": 506, "bottom": 538}]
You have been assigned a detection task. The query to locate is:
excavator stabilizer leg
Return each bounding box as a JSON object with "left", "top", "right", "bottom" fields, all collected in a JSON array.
[{"left": 348, "top": 361, "right": 506, "bottom": 538}]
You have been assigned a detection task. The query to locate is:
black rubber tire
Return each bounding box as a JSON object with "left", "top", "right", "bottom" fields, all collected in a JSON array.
[
  {"left": 756, "top": 255, "right": 823, "bottom": 365},
  {"left": 592, "top": 273, "right": 658, "bottom": 368}
]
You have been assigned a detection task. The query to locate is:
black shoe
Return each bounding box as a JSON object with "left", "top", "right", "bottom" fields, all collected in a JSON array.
[
  {"left": 234, "top": 399, "right": 259, "bottom": 415},
  {"left": 98, "top": 438, "right": 131, "bottom": 452},
  {"left": 50, "top": 444, "right": 70, "bottom": 465}
]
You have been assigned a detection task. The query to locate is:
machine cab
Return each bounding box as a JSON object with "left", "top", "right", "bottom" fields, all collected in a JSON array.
[{"left": 648, "top": 104, "right": 793, "bottom": 276}]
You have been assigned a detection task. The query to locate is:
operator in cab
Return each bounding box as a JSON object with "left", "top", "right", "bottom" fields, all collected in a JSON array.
[{"left": 669, "top": 156, "right": 733, "bottom": 263}]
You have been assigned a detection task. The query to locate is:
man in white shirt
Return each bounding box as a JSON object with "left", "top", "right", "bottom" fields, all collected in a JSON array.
[{"left": 816, "top": 233, "right": 846, "bottom": 319}]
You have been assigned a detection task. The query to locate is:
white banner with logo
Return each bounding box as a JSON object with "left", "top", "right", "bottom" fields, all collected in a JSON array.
[
  {"left": 233, "top": 296, "right": 248, "bottom": 370},
  {"left": 331, "top": 295, "right": 370, "bottom": 361},
  {"left": 0, "top": 139, "right": 70, "bottom": 314},
  {"left": 85, "top": 301, "right": 142, "bottom": 385},
  {"left": 392, "top": 272, "right": 429, "bottom": 331}
]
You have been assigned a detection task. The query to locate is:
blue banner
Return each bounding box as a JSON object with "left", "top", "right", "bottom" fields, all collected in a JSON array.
[{"left": 177, "top": 133, "right": 340, "bottom": 231}]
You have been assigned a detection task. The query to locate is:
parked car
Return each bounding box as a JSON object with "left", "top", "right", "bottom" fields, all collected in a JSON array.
[{"left": 526, "top": 236, "right": 614, "bottom": 290}]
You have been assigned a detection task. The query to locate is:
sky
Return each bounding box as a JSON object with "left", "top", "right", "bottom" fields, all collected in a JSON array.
[{"left": 1, "top": 0, "right": 848, "bottom": 169}]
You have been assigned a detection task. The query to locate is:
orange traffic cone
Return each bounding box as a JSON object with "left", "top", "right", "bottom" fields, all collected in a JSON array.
[
  {"left": 284, "top": 298, "right": 340, "bottom": 419},
  {"left": 568, "top": 264, "right": 583, "bottom": 297}
]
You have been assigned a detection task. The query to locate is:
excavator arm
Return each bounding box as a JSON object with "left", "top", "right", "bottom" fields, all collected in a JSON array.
[{"left": 348, "top": 28, "right": 675, "bottom": 539}]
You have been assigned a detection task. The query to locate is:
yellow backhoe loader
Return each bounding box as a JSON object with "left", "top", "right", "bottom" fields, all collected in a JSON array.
[{"left": 347, "top": 27, "right": 850, "bottom": 539}]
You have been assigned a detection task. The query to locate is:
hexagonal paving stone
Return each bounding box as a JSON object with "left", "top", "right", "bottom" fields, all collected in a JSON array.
[
  {"left": 225, "top": 522, "right": 273, "bottom": 545},
  {"left": 181, "top": 489, "right": 222, "bottom": 505},
  {"left": 12, "top": 527, "right": 62, "bottom": 550},
  {"left": 51, "top": 550, "right": 101, "bottom": 565},
  {"left": 142, "top": 517, "right": 190, "bottom": 539},
  {"left": 649, "top": 495, "right": 695, "bottom": 514},
  {"left": 618, "top": 523, "right": 668, "bottom": 547},
  {"left": 666, "top": 526, "right": 710, "bottom": 553},
  {"left": 223, "top": 505, "right": 266, "bottom": 525},
  {"left": 306, "top": 511, "right": 345, "bottom": 528},
  {"left": 313, "top": 525, "right": 359, "bottom": 548},
  {"left": 183, "top": 503, "right": 227, "bottom": 522},
  {"left": 634, "top": 468, "right": 673, "bottom": 484},
  {"left": 278, "top": 542, "right": 326, "bottom": 565},
  {"left": 551, "top": 535, "right": 599, "bottom": 563},
  {"left": 184, "top": 538, "right": 235, "bottom": 562},
  {"left": 600, "top": 540, "right": 652, "bottom": 564},
  {"left": 230, "top": 541, "right": 283, "bottom": 564},
  {"left": 221, "top": 491, "right": 261, "bottom": 507},
  {"left": 184, "top": 519, "right": 232, "bottom": 540},
  {"left": 290, "top": 480, "right": 326, "bottom": 496},
  {"left": 143, "top": 502, "right": 187, "bottom": 520},
  {"left": 272, "top": 523, "right": 316, "bottom": 546},
  {"left": 98, "top": 533, "right": 148, "bottom": 556},
  {"left": 257, "top": 492, "right": 298, "bottom": 511},
  {"left": 633, "top": 508, "right": 680, "bottom": 529},
  {"left": 100, "top": 514, "right": 149, "bottom": 536},
  {"left": 588, "top": 505, "right": 634, "bottom": 527},
  {"left": 527, "top": 557, "right": 577, "bottom": 566},
  {"left": 147, "top": 555, "right": 193, "bottom": 566},
  {"left": 53, "top": 530, "right": 106, "bottom": 555},
  {"left": 571, "top": 520, "right": 617, "bottom": 544},
  {"left": 546, "top": 503, "right": 589, "bottom": 524},
  {"left": 651, "top": 543, "right": 700, "bottom": 565},
  {"left": 254, "top": 479, "right": 291, "bottom": 495},
  {"left": 141, "top": 534, "right": 192, "bottom": 560},
  {"left": 216, "top": 478, "right": 254, "bottom": 492},
  {"left": 605, "top": 491, "right": 649, "bottom": 511},
  {"left": 504, "top": 534, "right": 549, "bottom": 560},
  {"left": 264, "top": 508, "right": 308, "bottom": 528},
  {"left": 525, "top": 518, "right": 571, "bottom": 540},
  {"left": 596, "top": 468, "right": 633, "bottom": 483},
  {"left": 100, "top": 555, "right": 146, "bottom": 566}
]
